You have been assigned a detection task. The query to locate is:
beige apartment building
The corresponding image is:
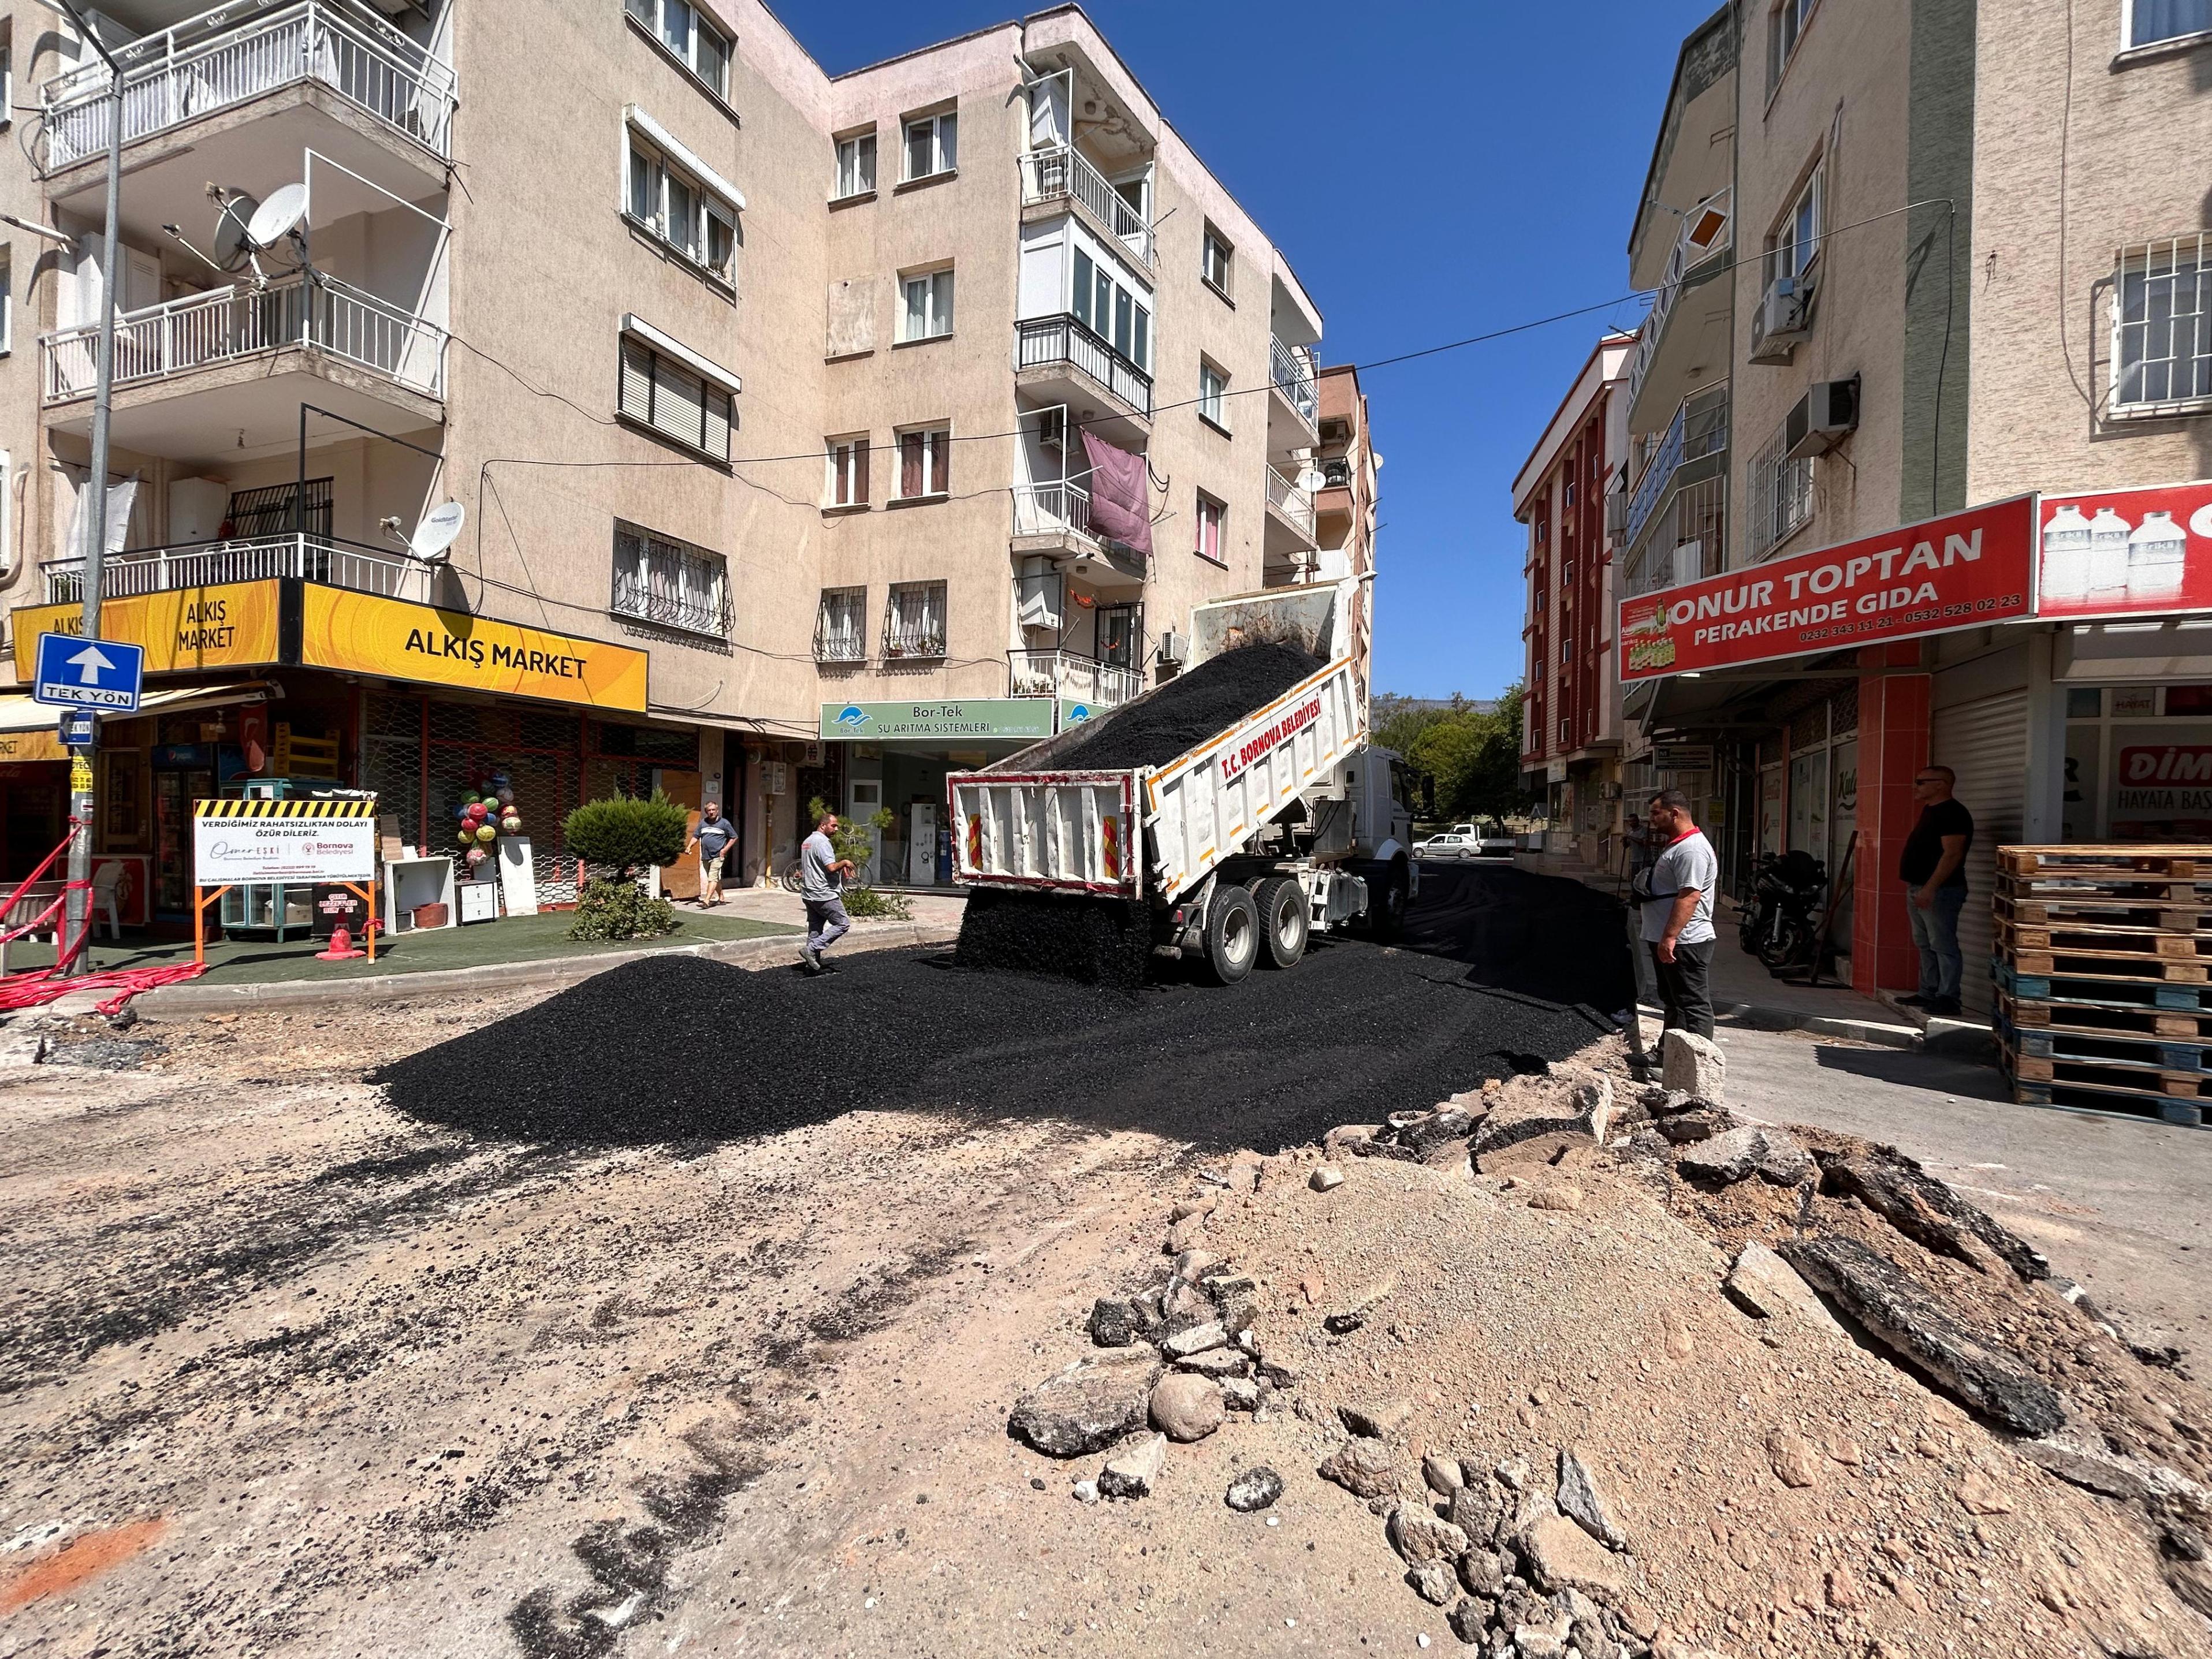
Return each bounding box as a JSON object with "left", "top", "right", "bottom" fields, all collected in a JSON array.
[
  {"left": 0, "top": 0, "right": 1342, "bottom": 920},
  {"left": 1614, "top": 0, "right": 2211, "bottom": 1011}
]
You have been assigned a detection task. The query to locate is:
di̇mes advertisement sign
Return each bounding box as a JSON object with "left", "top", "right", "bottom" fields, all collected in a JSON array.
[{"left": 1617, "top": 496, "right": 2038, "bottom": 681}]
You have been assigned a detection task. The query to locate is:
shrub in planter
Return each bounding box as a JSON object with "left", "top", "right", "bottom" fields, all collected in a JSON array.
[
  {"left": 801, "top": 796, "right": 911, "bottom": 919},
  {"left": 568, "top": 877, "right": 679, "bottom": 942},
  {"left": 843, "top": 885, "right": 913, "bottom": 921},
  {"left": 563, "top": 791, "right": 690, "bottom": 877}
]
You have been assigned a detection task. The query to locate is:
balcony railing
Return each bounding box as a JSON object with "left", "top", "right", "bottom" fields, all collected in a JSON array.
[
  {"left": 1018, "top": 144, "right": 1155, "bottom": 267},
  {"left": 42, "top": 0, "right": 456, "bottom": 170},
  {"left": 43, "top": 532, "right": 430, "bottom": 606},
  {"left": 1269, "top": 335, "right": 1318, "bottom": 427},
  {"left": 1012, "top": 479, "right": 1093, "bottom": 539},
  {"left": 43, "top": 273, "right": 448, "bottom": 404},
  {"left": 1265, "top": 469, "right": 1317, "bottom": 538},
  {"left": 1015, "top": 315, "right": 1152, "bottom": 418},
  {"left": 1623, "top": 475, "right": 1727, "bottom": 597},
  {"left": 1010, "top": 648, "right": 1144, "bottom": 709},
  {"left": 1624, "top": 382, "right": 1729, "bottom": 550},
  {"left": 1626, "top": 186, "right": 1731, "bottom": 413}
]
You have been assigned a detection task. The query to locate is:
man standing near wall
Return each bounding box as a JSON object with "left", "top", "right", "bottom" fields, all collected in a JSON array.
[
  {"left": 1640, "top": 789, "right": 1718, "bottom": 1045},
  {"left": 1899, "top": 765, "right": 1973, "bottom": 1017},
  {"left": 688, "top": 801, "right": 736, "bottom": 908}
]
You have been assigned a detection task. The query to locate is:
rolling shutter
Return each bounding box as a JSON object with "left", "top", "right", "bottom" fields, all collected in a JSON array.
[
  {"left": 1930, "top": 689, "right": 2027, "bottom": 1015},
  {"left": 620, "top": 339, "right": 654, "bottom": 423}
]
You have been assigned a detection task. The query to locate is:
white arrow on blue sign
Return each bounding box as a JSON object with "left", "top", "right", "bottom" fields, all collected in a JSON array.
[
  {"left": 57, "top": 710, "right": 96, "bottom": 747},
  {"left": 32, "top": 631, "right": 144, "bottom": 711}
]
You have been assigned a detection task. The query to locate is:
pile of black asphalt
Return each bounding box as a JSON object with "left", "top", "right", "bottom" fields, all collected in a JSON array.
[
  {"left": 952, "top": 888, "right": 1156, "bottom": 989},
  {"left": 1404, "top": 859, "right": 1638, "bottom": 1015},
  {"left": 1044, "top": 640, "right": 1323, "bottom": 773},
  {"left": 374, "top": 864, "right": 1628, "bottom": 1155}
]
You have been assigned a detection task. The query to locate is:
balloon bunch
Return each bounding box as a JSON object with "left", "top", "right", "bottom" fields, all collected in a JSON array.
[{"left": 453, "top": 771, "right": 524, "bottom": 871}]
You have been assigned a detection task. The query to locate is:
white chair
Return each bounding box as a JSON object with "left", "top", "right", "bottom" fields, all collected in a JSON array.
[{"left": 90, "top": 863, "right": 124, "bottom": 941}]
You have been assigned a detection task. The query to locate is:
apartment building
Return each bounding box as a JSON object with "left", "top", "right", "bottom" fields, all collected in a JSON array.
[
  {"left": 1514, "top": 333, "right": 1633, "bottom": 869},
  {"left": 0, "top": 0, "right": 1337, "bottom": 919},
  {"left": 1617, "top": 0, "right": 2211, "bottom": 1009}
]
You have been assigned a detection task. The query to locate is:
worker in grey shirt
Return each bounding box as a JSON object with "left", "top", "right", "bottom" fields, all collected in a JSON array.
[
  {"left": 1637, "top": 788, "right": 1719, "bottom": 1042},
  {"left": 799, "top": 808, "right": 857, "bottom": 975}
]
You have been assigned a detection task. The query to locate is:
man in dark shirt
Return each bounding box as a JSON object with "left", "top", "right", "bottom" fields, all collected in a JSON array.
[{"left": 1899, "top": 764, "right": 1973, "bottom": 1016}]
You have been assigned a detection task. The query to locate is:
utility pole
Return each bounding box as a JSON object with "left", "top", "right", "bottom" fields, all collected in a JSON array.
[{"left": 51, "top": 0, "right": 124, "bottom": 975}]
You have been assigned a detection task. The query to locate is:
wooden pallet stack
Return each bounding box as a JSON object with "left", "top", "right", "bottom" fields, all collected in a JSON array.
[{"left": 1994, "top": 845, "right": 2212, "bottom": 1124}]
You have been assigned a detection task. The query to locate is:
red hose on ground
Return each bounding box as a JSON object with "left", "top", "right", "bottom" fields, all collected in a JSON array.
[{"left": 0, "top": 823, "right": 209, "bottom": 1015}]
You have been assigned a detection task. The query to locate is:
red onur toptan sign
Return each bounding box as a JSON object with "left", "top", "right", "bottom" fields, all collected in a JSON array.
[{"left": 1617, "top": 495, "right": 2037, "bottom": 681}]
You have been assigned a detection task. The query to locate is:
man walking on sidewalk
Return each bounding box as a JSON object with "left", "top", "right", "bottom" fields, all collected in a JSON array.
[
  {"left": 1899, "top": 763, "right": 1973, "bottom": 1017},
  {"left": 799, "top": 810, "right": 856, "bottom": 975},
  {"left": 1639, "top": 789, "right": 1718, "bottom": 1043},
  {"left": 687, "top": 801, "right": 736, "bottom": 908}
]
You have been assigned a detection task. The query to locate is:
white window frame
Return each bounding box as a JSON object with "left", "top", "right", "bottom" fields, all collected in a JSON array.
[
  {"left": 2110, "top": 233, "right": 2212, "bottom": 415},
  {"left": 2122, "top": 0, "right": 2212, "bottom": 49},
  {"left": 1068, "top": 238, "right": 1152, "bottom": 373},
  {"left": 1767, "top": 162, "right": 1823, "bottom": 286},
  {"left": 833, "top": 129, "right": 876, "bottom": 200},
  {"left": 902, "top": 109, "right": 957, "bottom": 182},
  {"left": 1195, "top": 493, "right": 1227, "bottom": 565},
  {"left": 1769, "top": 0, "right": 1818, "bottom": 88},
  {"left": 611, "top": 521, "right": 731, "bottom": 639},
  {"left": 1201, "top": 225, "right": 1232, "bottom": 295},
  {"left": 1197, "top": 360, "right": 1228, "bottom": 431},
  {"left": 826, "top": 433, "right": 869, "bottom": 507},
  {"left": 624, "top": 0, "right": 731, "bottom": 101},
  {"left": 898, "top": 266, "right": 954, "bottom": 342},
  {"left": 815, "top": 586, "right": 866, "bottom": 662},
  {"left": 884, "top": 580, "right": 948, "bottom": 658},
  {"left": 894, "top": 424, "right": 951, "bottom": 501},
  {"left": 0, "top": 248, "right": 12, "bottom": 357},
  {"left": 624, "top": 116, "right": 740, "bottom": 287}
]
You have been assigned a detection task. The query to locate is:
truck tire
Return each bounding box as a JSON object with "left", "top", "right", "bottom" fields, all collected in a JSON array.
[
  {"left": 1252, "top": 876, "right": 1308, "bottom": 969},
  {"left": 1368, "top": 859, "right": 1409, "bottom": 941},
  {"left": 1201, "top": 884, "right": 1260, "bottom": 985}
]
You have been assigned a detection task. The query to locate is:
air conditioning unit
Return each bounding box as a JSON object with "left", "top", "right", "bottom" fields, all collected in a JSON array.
[
  {"left": 1319, "top": 417, "right": 1351, "bottom": 445},
  {"left": 1157, "top": 628, "right": 1189, "bottom": 666},
  {"left": 1785, "top": 376, "right": 1860, "bottom": 459},
  {"left": 1604, "top": 487, "right": 1629, "bottom": 539},
  {"left": 1749, "top": 273, "right": 1815, "bottom": 363}
]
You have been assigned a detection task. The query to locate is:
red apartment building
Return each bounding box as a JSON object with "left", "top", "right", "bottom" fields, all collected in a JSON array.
[{"left": 1515, "top": 334, "right": 1634, "bottom": 867}]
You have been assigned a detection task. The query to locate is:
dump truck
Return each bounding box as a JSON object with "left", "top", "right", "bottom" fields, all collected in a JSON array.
[{"left": 947, "top": 577, "right": 1416, "bottom": 983}]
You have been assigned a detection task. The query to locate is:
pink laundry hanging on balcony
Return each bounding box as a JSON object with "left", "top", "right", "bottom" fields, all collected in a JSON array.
[{"left": 1080, "top": 430, "right": 1153, "bottom": 558}]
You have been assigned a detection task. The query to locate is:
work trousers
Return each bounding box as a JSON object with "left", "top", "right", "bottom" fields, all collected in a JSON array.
[
  {"left": 1908, "top": 883, "right": 1968, "bottom": 1002},
  {"left": 1650, "top": 937, "right": 1716, "bottom": 1040},
  {"left": 805, "top": 896, "right": 851, "bottom": 955}
]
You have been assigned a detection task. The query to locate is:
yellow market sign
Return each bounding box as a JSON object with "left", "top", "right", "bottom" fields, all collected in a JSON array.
[
  {"left": 300, "top": 586, "right": 647, "bottom": 713},
  {"left": 0, "top": 727, "right": 68, "bottom": 763},
  {"left": 11, "top": 581, "right": 282, "bottom": 680}
]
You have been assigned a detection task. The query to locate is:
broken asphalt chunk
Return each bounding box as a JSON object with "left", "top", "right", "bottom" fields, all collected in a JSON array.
[{"left": 1007, "top": 1349, "right": 1164, "bottom": 1457}]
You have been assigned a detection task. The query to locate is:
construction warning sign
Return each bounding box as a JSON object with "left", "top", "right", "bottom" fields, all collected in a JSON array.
[{"left": 193, "top": 797, "right": 378, "bottom": 884}]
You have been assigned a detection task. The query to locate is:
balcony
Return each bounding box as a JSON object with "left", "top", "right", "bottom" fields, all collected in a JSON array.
[
  {"left": 43, "top": 532, "right": 432, "bottom": 607},
  {"left": 41, "top": 0, "right": 456, "bottom": 174},
  {"left": 1010, "top": 481, "right": 1146, "bottom": 592},
  {"left": 1009, "top": 648, "right": 1144, "bottom": 709},
  {"left": 1626, "top": 187, "right": 1731, "bottom": 425},
  {"left": 1019, "top": 144, "right": 1155, "bottom": 267},
  {"left": 1267, "top": 334, "right": 1319, "bottom": 459},
  {"left": 1624, "top": 381, "right": 1729, "bottom": 551},
  {"left": 1014, "top": 315, "right": 1152, "bottom": 440},
  {"left": 45, "top": 274, "right": 445, "bottom": 408},
  {"left": 1623, "top": 475, "right": 1727, "bottom": 598}
]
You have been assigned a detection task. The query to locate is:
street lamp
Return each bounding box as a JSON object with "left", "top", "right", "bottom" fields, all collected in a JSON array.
[{"left": 35, "top": 0, "right": 125, "bottom": 975}]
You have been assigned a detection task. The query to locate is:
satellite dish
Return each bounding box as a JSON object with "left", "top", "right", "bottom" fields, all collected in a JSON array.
[
  {"left": 210, "top": 190, "right": 259, "bottom": 271},
  {"left": 246, "top": 183, "right": 308, "bottom": 250},
  {"left": 408, "top": 501, "right": 466, "bottom": 564}
]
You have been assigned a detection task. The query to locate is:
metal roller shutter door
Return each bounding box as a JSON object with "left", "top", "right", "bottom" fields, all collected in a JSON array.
[{"left": 1931, "top": 689, "right": 2027, "bottom": 1015}]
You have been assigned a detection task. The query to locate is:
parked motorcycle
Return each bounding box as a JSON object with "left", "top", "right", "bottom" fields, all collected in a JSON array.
[{"left": 1738, "top": 850, "right": 1827, "bottom": 971}]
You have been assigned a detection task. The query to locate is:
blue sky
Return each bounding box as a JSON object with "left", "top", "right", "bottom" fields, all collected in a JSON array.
[{"left": 781, "top": 1, "right": 1710, "bottom": 701}]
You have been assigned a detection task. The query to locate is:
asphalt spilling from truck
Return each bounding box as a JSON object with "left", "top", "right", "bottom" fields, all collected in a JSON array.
[
  {"left": 1041, "top": 639, "right": 1323, "bottom": 773},
  {"left": 374, "top": 866, "right": 1629, "bottom": 1152}
]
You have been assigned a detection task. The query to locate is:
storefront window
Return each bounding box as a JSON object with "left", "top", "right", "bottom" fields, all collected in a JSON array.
[{"left": 2063, "top": 684, "right": 2212, "bottom": 841}]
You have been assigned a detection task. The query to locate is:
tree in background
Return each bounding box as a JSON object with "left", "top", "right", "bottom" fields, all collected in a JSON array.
[
  {"left": 1372, "top": 684, "right": 1529, "bottom": 823},
  {"left": 805, "top": 796, "right": 912, "bottom": 920}
]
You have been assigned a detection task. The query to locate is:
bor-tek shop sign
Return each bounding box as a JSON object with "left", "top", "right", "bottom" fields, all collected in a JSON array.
[
  {"left": 1617, "top": 495, "right": 2036, "bottom": 681},
  {"left": 1219, "top": 694, "right": 1323, "bottom": 783}
]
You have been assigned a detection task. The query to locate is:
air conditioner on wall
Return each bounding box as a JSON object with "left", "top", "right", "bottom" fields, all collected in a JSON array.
[
  {"left": 1604, "top": 488, "right": 1629, "bottom": 539},
  {"left": 1749, "top": 274, "right": 1815, "bottom": 363},
  {"left": 1157, "top": 628, "right": 1189, "bottom": 665},
  {"left": 1785, "top": 376, "right": 1860, "bottom": 460}
]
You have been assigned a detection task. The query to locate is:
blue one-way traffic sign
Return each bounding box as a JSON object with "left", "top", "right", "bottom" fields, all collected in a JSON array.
[
  {"left": 57, "top": 710, "right": 95, "bottom": 747},
  {"left": 33, "top": 632, "right": 144, "bottom": 712}
]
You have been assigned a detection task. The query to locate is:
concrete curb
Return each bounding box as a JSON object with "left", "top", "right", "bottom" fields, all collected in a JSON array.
[
  {"left": 1638, "top": 998, "right": 1925, "bottom": 1052},
  {"left": 132, "top": 920, "right": 962, "bottom": 1016}
]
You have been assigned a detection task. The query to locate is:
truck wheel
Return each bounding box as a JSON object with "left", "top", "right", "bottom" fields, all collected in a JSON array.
[
  {"left": 1368, "top": 859, "right": 1409, "bottom": 941},
  {"left": 1252, "top": 877, "right": 1308, "bottom": 968},
  {"left": 1201, "top": 884, "right": 1259, "bottom": 985}
]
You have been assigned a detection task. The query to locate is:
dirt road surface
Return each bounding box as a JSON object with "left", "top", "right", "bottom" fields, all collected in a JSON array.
[{"left": 1, "top": 866, "right": 2206, "bottom": 1657}]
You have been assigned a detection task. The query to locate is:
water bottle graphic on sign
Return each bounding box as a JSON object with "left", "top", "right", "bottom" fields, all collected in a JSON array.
[
  {"left": 2087, "top": 507, "right": 2132, "bottom": 600},
  {"left": 2040, "top": 504, "right": 2090, "bottom": 602},
  {"left": 2127, "top": 510, "right": 2187, "bottom": 602}
]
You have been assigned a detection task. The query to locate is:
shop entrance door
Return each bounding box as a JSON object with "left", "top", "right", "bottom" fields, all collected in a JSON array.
[
  {"left": 1932, "top": 690, "right": 2027, "bottom": 1016},
  {"left": 653, "top": 767, "right": 703, "bottom": 899},
  {"left": 848, "top": 780, "right": 882, "bottom": 883},
  {"left": 0, "top": 777, "right": 64, "bottom": 882},
  {"left": 152, "top": 767, "right": 215, "bottom": 916}
]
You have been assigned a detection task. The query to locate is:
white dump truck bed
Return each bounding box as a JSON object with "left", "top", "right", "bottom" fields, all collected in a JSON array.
[{"left": 949, "top": 580, "right": 1367, "bottom": 907}]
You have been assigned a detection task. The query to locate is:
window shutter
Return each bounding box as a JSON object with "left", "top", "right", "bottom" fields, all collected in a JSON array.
[
  {"left": 652, "top": 357, "right": 707, "bottom": 449},
  {"left": 620, "top": 340, "right": 654, "bottom": 423},
  {"left": 855, "top": 438, "right": 870, "bottom": 503},
  {"left": 901, "top": 431, "right": 922, "bottom": 498},
  {"left": 702, "top": 386, "right": 732, "bottom": 460}
]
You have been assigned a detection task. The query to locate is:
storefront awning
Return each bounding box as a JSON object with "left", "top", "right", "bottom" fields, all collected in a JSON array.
[{"left": 0, "top": 680, "right": 274, "bottom": 735}]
